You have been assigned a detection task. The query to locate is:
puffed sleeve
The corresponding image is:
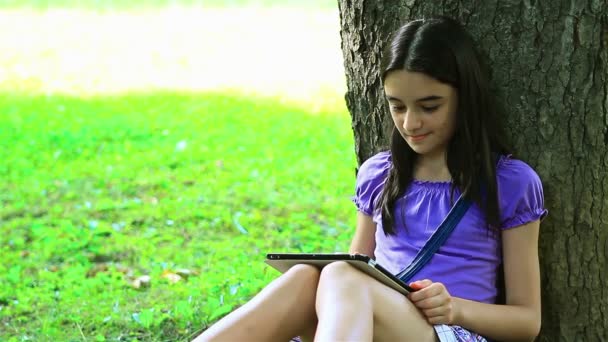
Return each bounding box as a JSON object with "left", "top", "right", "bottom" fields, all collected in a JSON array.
[
  {"left": 352, "top": 151, "right": 391, "bottom": 216},
  {"left": 496, "top": 156, "right": 548, "bottom": 229}
]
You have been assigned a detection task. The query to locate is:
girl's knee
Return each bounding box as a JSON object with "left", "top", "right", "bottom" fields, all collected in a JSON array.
[
  {"left": 285, "top": 263, "right": 321, "bottom": 284},
  {"left": 318, "top": 261, "right": 365, "bottom": 289}
]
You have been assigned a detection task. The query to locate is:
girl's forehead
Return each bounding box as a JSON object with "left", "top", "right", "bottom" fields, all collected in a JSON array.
[{"left": 384, "top": 70, "right": 453, "bottom": 100}]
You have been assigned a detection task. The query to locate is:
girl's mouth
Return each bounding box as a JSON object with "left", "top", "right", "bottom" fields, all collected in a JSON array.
[{"left": 408, "top": 133, "right": 430, "bottom": 142}]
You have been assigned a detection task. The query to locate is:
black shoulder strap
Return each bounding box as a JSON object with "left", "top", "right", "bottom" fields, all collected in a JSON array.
[
  {"left": 396, "top": 154, "right": 502, "bottom": 283},
  {"left": 396, "top": 193, "right": 472, "bottom": 283}
]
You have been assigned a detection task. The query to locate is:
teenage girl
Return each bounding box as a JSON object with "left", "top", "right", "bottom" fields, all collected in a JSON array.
[{"left": 195, "top": 16, "right": 547, "bottom": 342}]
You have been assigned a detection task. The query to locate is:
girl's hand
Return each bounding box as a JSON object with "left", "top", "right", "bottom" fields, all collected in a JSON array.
[{"left": 407, "top": 279, "right": 460, "bottom": 325}]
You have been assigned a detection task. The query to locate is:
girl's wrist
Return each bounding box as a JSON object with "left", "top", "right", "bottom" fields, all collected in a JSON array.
[{"left": 452, "top": 297, "right": 467, "bottom": 326}]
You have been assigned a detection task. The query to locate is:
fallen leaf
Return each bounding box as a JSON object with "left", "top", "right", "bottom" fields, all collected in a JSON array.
[
  {"left": 162, "top": 272, "right": 182, "bottom": 284},
  {"left": 88, "top": 253, "right": 114, "bottom": 263},
  {"left": 132, "top": 275, "right": 151, "bottom": 289},
  {"left": 175, "top": 268, "right": 197, "bottom": 279},
  {"left": 87, "top": 263, "right": 109, "bottom": 278},
  {"left": 114, "top": 264, "right": 134, "bottom": 277}
]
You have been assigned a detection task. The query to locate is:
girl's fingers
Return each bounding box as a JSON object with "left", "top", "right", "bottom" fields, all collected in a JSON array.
[
  {"left": 407, "top": 281, "right": 453, "bottom": 325},
  {"left": 412, "top": 284, "right": 444, "bottom": 301},
  {"left": 423, "top": 307, "right": 447, "bottom": 318},
  {"left": 409, "top": 279, "right": 433, "bottom": 289},
  {"left": 409, "top": 284, "right": 439, "bottom": 301},
  {"left": 408, "top": 289, "right": 427, "bottom": 302},
  {"left": 409, "top": 283, "right": 425, "bottom": 291},
  {"left": 425, "top": 283, "right": 445, "bottom": 296},
  {"left": 412, "top": 295, "right": 447, "bottom": 309},
  {"left": 409, "top": 282, "right": 451, "bottom": 307}
]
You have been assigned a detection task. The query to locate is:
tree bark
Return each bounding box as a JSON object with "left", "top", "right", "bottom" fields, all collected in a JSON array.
[{"left": 338, "top": 0, "right": 608, "bottom": 340}]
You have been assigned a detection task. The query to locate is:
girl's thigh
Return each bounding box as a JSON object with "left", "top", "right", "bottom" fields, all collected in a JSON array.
[
  {"left": 321, "top": 261, "right": 437, "bottom": 342},
  {"left": 369, "top": 280, "right": 437, "bottom": 341}
]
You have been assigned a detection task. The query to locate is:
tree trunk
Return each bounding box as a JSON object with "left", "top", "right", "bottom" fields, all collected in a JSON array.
[{"left": 338, "top": 1, "right": 608, "bottom": 340}]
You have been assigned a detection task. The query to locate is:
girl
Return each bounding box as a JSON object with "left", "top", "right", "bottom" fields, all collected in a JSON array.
[{"left": 195, "top": 16, "right": 546, "bottom": 342}]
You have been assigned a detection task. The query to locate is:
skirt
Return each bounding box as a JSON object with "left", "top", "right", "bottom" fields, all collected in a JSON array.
[
  {"left": 290, "top": 324, "right": 488, "bottom": 341},
  {"left": 434, "top": 325, "right": 488, "bottom": 342}
]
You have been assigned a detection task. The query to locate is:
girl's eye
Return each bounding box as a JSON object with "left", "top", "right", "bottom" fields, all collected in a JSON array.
[
  {"left": 390, "top": 105, "right": 406, "bottom": 112},
  {"left": 421, "top": 105, "right": 439, "bottom": 113}
]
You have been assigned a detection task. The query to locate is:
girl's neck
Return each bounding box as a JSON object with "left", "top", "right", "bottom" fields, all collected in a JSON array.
[{"left": 413, "top": 152, "right": 451, "bottom": 182}]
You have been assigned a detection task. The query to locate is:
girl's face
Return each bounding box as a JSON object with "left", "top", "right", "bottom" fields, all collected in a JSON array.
[{"left": 383, "top": 70, "right": 458, "bottom": 160}]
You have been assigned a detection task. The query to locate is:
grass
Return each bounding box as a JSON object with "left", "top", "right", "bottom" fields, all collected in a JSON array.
[
  {"left": 0, "top": 0, "right": 351, "bottom": 339},
  {"left": 0, "top": 91, "right": 357, "bottom": 341}
]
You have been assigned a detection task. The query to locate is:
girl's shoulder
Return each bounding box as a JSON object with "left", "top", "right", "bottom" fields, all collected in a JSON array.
[
  {"left": 495, "top": 155, "right": 547, "bottom": 228},
  {"left": 357, "top": 150, "right": 392, "bottom": 180},
  {"left": 353, "top": 151, "right": 392, "bottom": 216},
  {"left": 495, "top": 154, "right": 543, "bottom": 187}
]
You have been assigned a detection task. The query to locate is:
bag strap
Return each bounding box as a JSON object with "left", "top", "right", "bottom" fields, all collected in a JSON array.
[{"left": 396, "top": 193, "right": 472, "bottom": 283}]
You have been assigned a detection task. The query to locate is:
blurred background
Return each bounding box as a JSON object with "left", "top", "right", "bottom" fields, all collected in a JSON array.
[{"left": 0, "top": 1, "right": 356, "bottom": 341}]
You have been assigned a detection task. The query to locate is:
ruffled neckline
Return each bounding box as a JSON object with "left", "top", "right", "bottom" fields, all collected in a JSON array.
[
  {"left": 380, "top": 152, "right": 511, "bottom": 190},
  {"left": 412, "top": 178, "right": 452, "bottom": 185},
  {"left": 410, "top": 178, "right": 453, "bottom": 190}
]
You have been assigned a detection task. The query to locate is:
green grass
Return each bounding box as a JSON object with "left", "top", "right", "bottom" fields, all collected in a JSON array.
[
  {"left": 0, "top": 0, "right": 338, "bottom": 10},
  {"left": 0, "top": 91, "right": 356, "bottom": 341}
]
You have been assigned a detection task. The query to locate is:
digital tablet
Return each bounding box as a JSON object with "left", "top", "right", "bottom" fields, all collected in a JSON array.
[{"left": 265, "top": 253, "right": 416, "bottom": 295}]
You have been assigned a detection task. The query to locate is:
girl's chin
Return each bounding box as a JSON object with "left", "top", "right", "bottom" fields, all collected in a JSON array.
[{"left": 407, "top": 145, "right": 444, "bottom": 157}]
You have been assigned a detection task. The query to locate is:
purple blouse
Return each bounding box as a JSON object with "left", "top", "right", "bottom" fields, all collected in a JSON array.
[{"left": 353, "top": 151, "right": 547, "bottom": 304}]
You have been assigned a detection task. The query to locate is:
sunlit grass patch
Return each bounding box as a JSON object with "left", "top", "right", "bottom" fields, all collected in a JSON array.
[
  {"left": 0, "top": 1, "right": 352, "bottom": 338},
  {"left": 0, "top": 91, "right": 356, "bottom": 340}
]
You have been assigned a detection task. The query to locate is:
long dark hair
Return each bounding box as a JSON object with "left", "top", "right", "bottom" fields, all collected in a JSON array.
[{"left": 377, "top": 17, "right": 510, "bottom": 235}]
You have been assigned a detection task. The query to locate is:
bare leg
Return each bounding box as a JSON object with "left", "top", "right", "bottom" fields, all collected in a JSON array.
[
  {"left": 194, "top": 264, "right": 319, "bottom": 342},
  {"left": 314, "top": 261, "right": 437, "bottom": 342},
  {"left": 314, "top": 262, "right": 373, "bottom": 341}
]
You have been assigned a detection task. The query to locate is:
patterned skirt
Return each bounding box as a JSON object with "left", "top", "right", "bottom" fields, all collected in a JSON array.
[
  {"left": 290, "top": 324, "right": 488, "bottom": 341},
  {"left": 434, "top": 325, "right": 488, "bottom": 342}
]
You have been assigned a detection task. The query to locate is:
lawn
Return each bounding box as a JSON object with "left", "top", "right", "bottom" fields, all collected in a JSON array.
[
  {"left": 0, "top": 0, "right": 358, "bottom": 339},
  {"left": 0, "top": 90, "right": 357, "bottom": 341}
]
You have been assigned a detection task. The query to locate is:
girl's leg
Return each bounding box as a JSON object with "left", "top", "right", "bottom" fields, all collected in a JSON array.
[
  {"left": 314, "top": 261, "right": 437, "bottom": 342},
  {"left": 194, "top": 264, "right": 319, "bottom": 342}
]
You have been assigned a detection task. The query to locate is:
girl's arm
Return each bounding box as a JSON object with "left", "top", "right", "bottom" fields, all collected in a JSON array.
[
  {"left": 348, "top": 211, "right": 377, "bottom": 258},
  {"left": 453, "top": 219, "right": 542, "bottom": 341},
  {"left": 408, "top": 220, "right": 541, "bottom": 341}
]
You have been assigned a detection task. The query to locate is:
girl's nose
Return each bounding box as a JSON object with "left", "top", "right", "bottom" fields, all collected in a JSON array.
[{"left": 404, "top": 110, "right": 422, "bottom": 132}]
